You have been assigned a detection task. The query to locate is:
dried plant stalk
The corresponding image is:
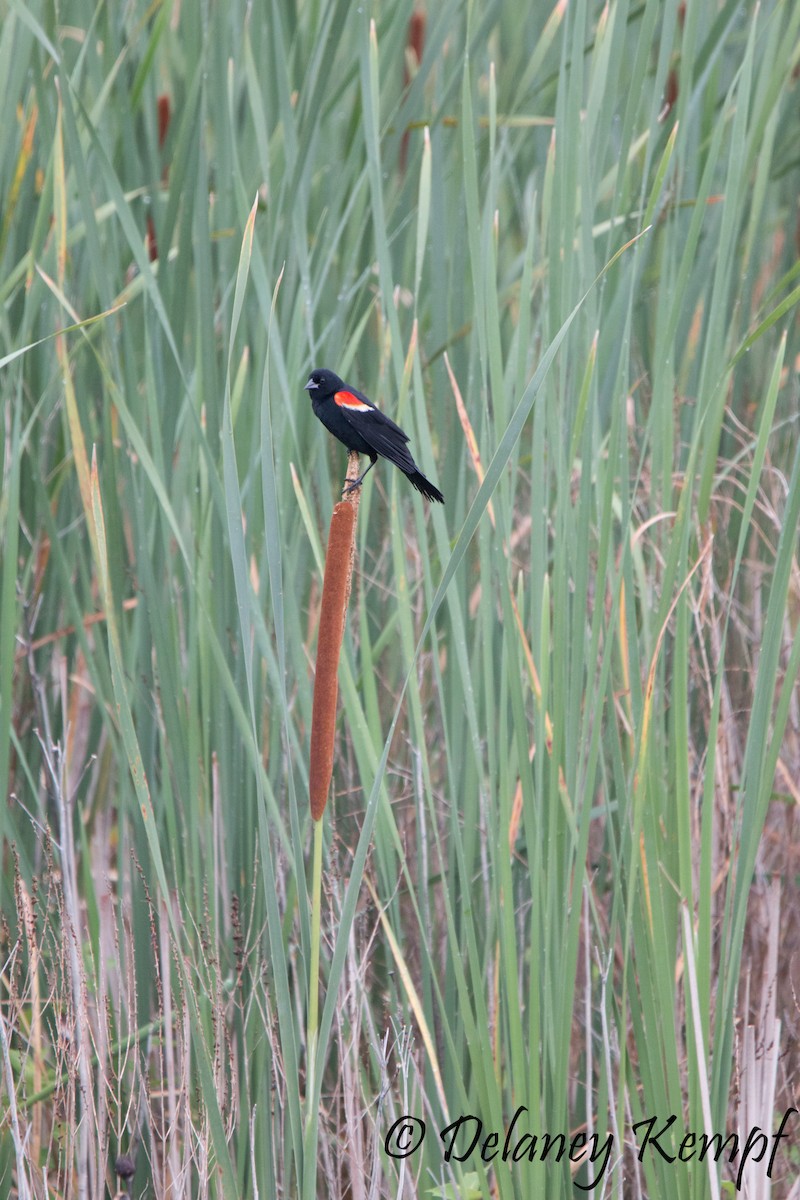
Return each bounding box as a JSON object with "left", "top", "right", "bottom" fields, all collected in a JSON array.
[{"left": 309, "top": 452, "right": 361, "bottom": 820}]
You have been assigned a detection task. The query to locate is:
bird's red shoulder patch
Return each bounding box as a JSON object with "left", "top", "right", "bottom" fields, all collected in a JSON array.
[{"left": 334, "top": 390, "right": 373, "bottom": 412}]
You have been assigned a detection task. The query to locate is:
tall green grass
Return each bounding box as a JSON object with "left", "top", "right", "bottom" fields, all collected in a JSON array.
[{"left": 2, "top": 0, "right": 799, "bottom": 1196}]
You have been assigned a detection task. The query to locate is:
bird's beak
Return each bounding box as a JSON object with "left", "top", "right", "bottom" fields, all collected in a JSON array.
[{"left": 304, "top": 378, "right": 318, "bottom": 391}]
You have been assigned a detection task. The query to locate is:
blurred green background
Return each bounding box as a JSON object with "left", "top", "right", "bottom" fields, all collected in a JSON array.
[{"left": 2, "top": 0, "right": 800, "bottom": 1196}]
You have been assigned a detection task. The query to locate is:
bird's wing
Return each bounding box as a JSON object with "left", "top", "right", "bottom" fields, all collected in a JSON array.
[
  {"left": 333, "top": 390, "right": 417, "bottom": 470},
  {"left": 333, "top": 391, "right": 410, "bottom": 441}
]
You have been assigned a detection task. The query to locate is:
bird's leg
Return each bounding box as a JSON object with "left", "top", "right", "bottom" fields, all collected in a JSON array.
[{"left": 343, "top": 455, "right": 377, "bottom": 493}]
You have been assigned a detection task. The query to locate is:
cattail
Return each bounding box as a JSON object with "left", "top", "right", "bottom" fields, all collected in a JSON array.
[{"left": 309, "top": 452, "right": 361, "bottom": 820}]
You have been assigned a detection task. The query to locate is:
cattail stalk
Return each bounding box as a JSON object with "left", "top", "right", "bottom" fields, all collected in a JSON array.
[{"left": 307, "top": 451, "right": 362, "bottom": 1088}]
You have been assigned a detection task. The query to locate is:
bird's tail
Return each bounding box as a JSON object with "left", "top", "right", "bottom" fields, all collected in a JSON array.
[{"left": 404, "top": 469, "right": 444, "bottom": 504}]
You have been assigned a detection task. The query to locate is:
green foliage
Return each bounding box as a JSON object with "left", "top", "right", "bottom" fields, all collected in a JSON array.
[{"left": 2, "top": 0, "right": 799, "bottom": 1196}]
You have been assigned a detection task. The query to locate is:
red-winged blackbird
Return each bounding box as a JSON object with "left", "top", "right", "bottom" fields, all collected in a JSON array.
[{"left": 304, "top": 368, "right": 444, "bottom": 504}]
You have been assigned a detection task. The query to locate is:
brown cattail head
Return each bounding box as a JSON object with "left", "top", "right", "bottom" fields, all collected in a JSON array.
[
  {"left": 157, "top": 94, "right": 171, "bottom": 149},
  {"left": 308, "top": 453, "right": 361, "bottom": 819},
  {"left": 399, "top": 9, "right": 426, "bottom": 175}
]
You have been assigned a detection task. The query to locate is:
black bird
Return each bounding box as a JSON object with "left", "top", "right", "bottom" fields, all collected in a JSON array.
[{"left": 304, "top": 368, "right": 444, "bottom": 503}]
